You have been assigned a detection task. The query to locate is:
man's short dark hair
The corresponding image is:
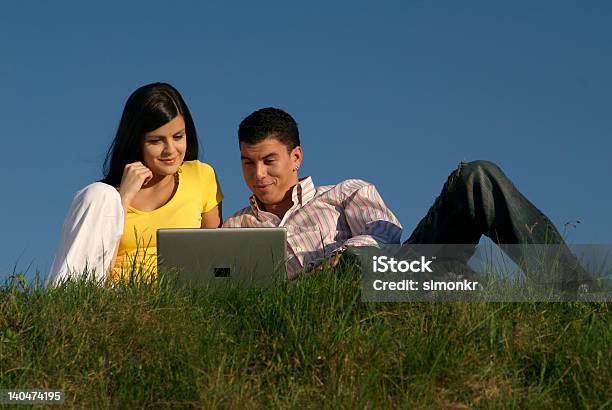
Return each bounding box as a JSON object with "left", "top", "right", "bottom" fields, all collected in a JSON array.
[{"left": 238, "top": 107, "right": 300, "bottom": 151}]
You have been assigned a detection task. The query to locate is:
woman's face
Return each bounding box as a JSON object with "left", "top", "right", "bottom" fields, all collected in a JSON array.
[{"left": 141, "top": 115, "right": 187, "bottom": 176}]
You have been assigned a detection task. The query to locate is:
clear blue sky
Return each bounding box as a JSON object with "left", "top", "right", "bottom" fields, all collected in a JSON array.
[{"left": 1, "top": 1, "right": 610, "bottom": 281}]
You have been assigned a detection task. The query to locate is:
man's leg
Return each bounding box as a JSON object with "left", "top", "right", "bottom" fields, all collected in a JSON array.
[{"left": 402, "top": 160, "right": 592, "bottom": 289}]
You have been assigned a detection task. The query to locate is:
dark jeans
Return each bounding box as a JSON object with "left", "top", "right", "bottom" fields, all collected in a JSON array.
[{"left": 397, "top": 160, "right": 593, "bottom": 289}]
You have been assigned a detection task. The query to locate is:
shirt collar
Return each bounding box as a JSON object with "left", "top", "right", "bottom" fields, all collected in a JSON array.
[{"left": 248, "top": 176, "right": 316, "bottom": 218}]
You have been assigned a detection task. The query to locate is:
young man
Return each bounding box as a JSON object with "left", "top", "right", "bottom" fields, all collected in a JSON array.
[{"left": 223, "top": 108, "right": 592, "bottom": 289}]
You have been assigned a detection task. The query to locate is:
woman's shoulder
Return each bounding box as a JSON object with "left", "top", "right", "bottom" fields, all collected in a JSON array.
[{"left": 181, "top": 160, "right": 218, "bottom": 178}]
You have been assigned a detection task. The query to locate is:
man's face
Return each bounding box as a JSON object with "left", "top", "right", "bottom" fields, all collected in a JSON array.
[{"left": 240, "top": 137, "right": 302, "bottom": 206}]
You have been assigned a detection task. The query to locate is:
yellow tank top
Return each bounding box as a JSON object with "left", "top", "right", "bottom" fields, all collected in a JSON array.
[{"left": 110, "top": 160, "right": 223, "bottom": 282}]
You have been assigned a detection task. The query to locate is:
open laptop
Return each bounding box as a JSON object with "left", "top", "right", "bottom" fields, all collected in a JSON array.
[{"left": 157, "top": 227, "right": 287, "bottom": 288}]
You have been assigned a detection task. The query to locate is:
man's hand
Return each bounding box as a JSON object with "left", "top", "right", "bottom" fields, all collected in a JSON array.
[
  {"left": 117, "top": 162, "right": 153, "bottom": 209},
  {"left": 311, "top": 249, "right": 345, "bottom": 272}
]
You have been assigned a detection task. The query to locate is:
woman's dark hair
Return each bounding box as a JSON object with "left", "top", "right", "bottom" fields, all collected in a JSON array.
[{"left": 101, "top": 82, "right": 199, "bottom": 186}]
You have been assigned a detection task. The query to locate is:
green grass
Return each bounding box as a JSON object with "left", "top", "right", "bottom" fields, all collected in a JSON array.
[{"left": 1, "top": 265, "right": 610, "bottom": 409}]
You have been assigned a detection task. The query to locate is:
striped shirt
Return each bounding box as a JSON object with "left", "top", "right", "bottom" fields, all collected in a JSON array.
[{"left": 222, "top": 177, "right": 402, "bottom": 278}]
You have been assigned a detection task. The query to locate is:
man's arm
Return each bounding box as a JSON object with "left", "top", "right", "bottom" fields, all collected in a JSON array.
[
  {"left": 341, "top": 181, "right": 402, "bottom": 248},
  {"left": 313, "top": 181, "right": 402, "bottom": 270}
]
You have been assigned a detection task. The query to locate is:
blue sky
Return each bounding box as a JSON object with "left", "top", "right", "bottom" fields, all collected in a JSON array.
[{"left": 1, "top": 1, "right": 610, "bottom": 281}]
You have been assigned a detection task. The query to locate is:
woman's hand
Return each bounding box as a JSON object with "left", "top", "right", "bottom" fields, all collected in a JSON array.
[{"left": 117, "top": 162, "right": 153, "bottom": 209}]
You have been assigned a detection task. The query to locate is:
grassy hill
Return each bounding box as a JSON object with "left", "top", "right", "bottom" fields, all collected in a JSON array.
[{"left": 1, "top": 265, "right": 610, "bottom": 408}]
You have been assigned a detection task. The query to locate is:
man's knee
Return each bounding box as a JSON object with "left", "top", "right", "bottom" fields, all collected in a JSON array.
[
  {"left": 459, "top": 159, "right": 501, "bottom": 173},
  {"left": 457, "top": 160, "right": 508, "bottom": 183}
]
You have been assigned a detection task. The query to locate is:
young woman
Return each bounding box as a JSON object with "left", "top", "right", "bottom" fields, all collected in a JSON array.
[{"left": 46, "top": 83, "right": 223, "bottom": 286}]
